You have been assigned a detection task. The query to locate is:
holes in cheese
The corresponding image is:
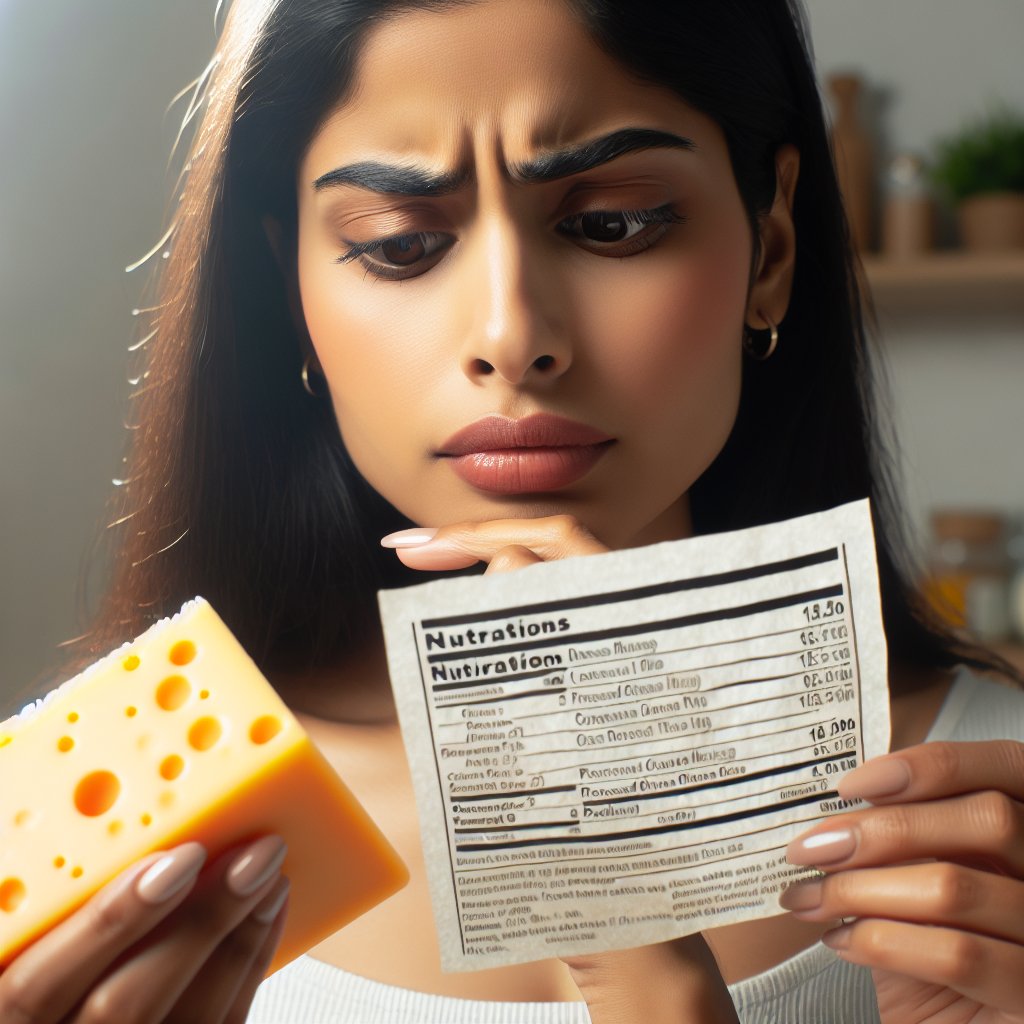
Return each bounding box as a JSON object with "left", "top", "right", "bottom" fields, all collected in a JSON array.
[
  {"left": 74, "top": 771, "right": 121, "bottom": 817},
  {"left": 0, "top": 879, "right": 26, "bottom": 913},
  {"left": 155, "top": 675, "right": 191, "bottom": 712},
  {"left": 168, "top": 640, "right": 196, "bottom": 666},
  {"left": 0, "top": 597, "right": 408, "bottom": 974},
  {"left": 187, "top": 716, "right": 222, "bottom": 751},
  {"left": 159, "top": 755, "right": 185, "bottom": 780},
  {"left": 249, "top": 715, "right": 281, "bottom": 745}
]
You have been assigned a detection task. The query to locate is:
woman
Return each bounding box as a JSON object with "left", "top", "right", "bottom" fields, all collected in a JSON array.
[{"left": 2, "top": 0, "right": 1023, "bottom": 1021}]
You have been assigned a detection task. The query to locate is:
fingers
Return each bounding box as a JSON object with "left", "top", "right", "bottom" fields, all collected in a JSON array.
[
  {"left": 820, "top": 917, "right": 1024, "bottom": 1013},
  {"left": 220, "top": 884, "right": 290, "bottom": 1024},
  {"left": 787, "top": 789, "right": 1024, "bottom": 876},
  {"left": 73, "top": 835, "right": 287, "bottom": 1022},
  {"left": 0, "top": 842, "right": 207, "bottom": 1023},
  {"left": 838, "top": 739, "right": 1024, "bottom": 804},
  {"left": 780, "top": 862, "right": 1024, "bottom": 944},
  {"left": 0, "top": 836, "right": 287, "bottom": 1024},
  {"left": 381, "top": 514, "right": 608, "bottom": 571},
  {"left": 167, "top": 876, "right": 290, "bottom": 1024}
]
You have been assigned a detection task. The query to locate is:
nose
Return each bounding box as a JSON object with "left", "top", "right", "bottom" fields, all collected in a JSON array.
[{"left": 459, "top": 214, "right": 571, "bottom": 386}]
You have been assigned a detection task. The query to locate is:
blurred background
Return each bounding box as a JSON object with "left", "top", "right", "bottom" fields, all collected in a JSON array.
[{"left": 2, "top": 0, "right": 1023, "bottom": 714}]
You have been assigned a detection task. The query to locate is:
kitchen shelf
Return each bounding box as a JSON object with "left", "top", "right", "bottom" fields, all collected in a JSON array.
[{"left": 861, "top": 251, "right": 1024, "bottom": 316}]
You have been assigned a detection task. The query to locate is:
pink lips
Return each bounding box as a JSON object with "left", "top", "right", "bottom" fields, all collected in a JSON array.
[{"left": 437, "top": 414, "right": 615, "bottom": 494}]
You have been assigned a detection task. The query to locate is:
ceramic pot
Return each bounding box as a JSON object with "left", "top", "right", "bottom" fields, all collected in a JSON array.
[{"left": 957, "top": 192, "right": 1024, "bottom": 251}]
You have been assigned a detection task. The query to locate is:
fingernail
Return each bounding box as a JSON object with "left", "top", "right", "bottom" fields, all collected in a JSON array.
[
  {"left": 227, "top": 836, "right": 287, "bottom": 897},
  {"left": 252, "top": 877, "right": 290, "bottom": 925},
  {"left": 137, "top": 843, "right": 207, "bottom": 904},
  {"left": 380, "top": 528, "right": 438, "bottom": 548},
  {"left": 778, "top": 879, "right": 823, "bottom": 912},
  {"left": 822, "top": 923, "right": 853, "bottom": 951},
  {"left": 787, "top": 828, "right": 857, "bottom": 866},
  {"left": 838, "top": 757, "right": 910, "bottom": 801}
]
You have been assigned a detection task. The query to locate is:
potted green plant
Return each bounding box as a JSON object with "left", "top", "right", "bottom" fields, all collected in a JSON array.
[{"left": 931, "top": 107, "right": 1024, "bottom": 251}]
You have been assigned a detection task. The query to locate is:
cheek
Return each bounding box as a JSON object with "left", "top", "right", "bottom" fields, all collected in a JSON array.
[
  {"left": 297, "top": 254, "right": 447, "bottom": 469},
  {"left": 586, "top": 235, "right": 749, "bottom": 417}
]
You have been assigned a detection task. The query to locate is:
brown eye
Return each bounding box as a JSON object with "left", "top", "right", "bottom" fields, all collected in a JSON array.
[
  {"left": 379, "top": 234, "right": 426, "bottom": 265},
  {"left": 579, "top": 211, "right": 628, "bottom": 242},
  {"left": 557, "top": 205, "right": 685, "bottom": 257}
]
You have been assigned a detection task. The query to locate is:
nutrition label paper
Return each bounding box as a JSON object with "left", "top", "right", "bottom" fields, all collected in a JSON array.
[{"left": 378, "top": 499, "right": 889, "bottom": 971}]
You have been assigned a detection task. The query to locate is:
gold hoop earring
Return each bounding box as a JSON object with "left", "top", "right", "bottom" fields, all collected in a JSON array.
[
  {"left": 301, "top": 357, "right": 323, "bottom": 397},
  {"left": 743, "top": 314, "right": 779, "bottom": 361}
]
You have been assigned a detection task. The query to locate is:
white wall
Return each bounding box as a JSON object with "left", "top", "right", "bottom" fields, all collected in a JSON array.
[
  {"left": 2, "top": 1, "right": 1023, "bottom": 713},
  {"left": 0, "top": 0, "right": 215, "bottom": 711},
  {"left": 802, "top": 0, "right": 1024, "bottom": 539}
]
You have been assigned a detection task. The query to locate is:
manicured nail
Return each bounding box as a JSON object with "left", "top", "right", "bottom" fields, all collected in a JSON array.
[
  {"left": 822, "top": 923, "right": 854, "bottom": 951},
  {"left": 839, "top": 756, "right": 910, "bottom": 801},
  {"left": 380, "top": 528, "right": 439, "bottom": 548},
  {"left": 778, "top": 879, "right": 823, "bottom": 913},
  {"left": 787, "top": 828, "right": 857, "bottom": 866},
  {"left": 137, "top": 843, "right": 207, "bottom": 904},
  {"left": 252, "top": 877, "right": 290, "bottom": 925},
  {"left": 227, "top": 836, "right": 287, "bottom": 897}
]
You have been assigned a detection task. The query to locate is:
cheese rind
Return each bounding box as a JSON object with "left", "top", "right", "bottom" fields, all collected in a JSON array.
[{"left": 0, "top": 599, "right": 408, "bottom": 972}]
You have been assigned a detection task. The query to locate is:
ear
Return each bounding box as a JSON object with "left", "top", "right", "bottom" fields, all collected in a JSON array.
[
  {"left": 745, "top": 143, "right": 799, "bottom": 331},
  {"left": 263, "top": 215, "right": 321, "bottom": 369}
]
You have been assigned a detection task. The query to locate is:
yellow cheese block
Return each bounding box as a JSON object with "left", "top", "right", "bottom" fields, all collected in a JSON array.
[{"left": 0, "top": 598, "right": 408, "bottom": 972}]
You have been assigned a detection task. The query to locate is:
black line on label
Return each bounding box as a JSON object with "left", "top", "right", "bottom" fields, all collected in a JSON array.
[
  {"left": 454, "top": 820, "right": 579, "bottom": 834},
  {"left": 449, "top": 784, "right": 578, "bottom": 804},
  {"left": 427, "top": 583, "right": 845, "bottom": 669},
  {"left": 582, "top": 751, "right": 849, "bottom": 806},
  {"left": 458, "top": 792, "right": 837, "bottom": 853},
  {"left": 421, "top": 548, "right": 839, "bottom": 627},
  {"left": 454, "top": 790, "right": 838, "bottom": 851},
  {"left": 437, "top": 688, "right": 563, "bottom": 708}
]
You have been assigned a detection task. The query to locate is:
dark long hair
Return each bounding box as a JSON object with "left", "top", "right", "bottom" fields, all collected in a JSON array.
[{"left": 78, "top": 0, "right": 990, "bottom": 685}]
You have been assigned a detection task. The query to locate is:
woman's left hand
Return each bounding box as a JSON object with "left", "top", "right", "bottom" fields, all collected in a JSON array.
[{"left": 781, "top": 739, "right": 1024, "bottom": 1023}]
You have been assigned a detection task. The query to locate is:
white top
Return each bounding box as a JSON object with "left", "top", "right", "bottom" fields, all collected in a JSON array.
[{"left": 248, "top": 670, "right": 1024, "bottom": 1023}]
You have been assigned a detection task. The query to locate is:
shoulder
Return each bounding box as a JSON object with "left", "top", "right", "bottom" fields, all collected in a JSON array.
[{"left": 926, "top": 667, "right": 1024, "bottom": 744}]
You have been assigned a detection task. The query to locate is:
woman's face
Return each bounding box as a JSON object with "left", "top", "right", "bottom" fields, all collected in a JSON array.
[{"left": 296, "top": 0, "right": 758, "bottom": 550}]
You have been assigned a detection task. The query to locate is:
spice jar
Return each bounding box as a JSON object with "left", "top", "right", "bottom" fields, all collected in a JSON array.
[{"left": 926, "top": 510, "right": 1011, "bottom": 643}]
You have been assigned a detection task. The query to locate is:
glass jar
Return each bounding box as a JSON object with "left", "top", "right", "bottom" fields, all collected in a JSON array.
[
  {"left": 926, "top": 510, "right": 1011, "bottom": 643},
  {"left": 881, "top": 153, "right": 935, "bottom": 260}
]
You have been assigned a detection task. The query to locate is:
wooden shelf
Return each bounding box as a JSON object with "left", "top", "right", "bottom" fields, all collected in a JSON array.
[{"left": 861, "top": 251, "right": 1024, "bottom": 316}]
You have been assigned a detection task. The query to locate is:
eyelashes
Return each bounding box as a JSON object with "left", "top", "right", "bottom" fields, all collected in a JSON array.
[
  {"left": 557, "top": 204, "right": 686, "bottom": 246},
  {"left": 336, "top": 203, "right": 687, "bottom": 281}
]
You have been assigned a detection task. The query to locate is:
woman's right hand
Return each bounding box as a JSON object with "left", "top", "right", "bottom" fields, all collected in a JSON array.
[{"left": 0, "top": 835, "right": 288, "bottom": 1024}]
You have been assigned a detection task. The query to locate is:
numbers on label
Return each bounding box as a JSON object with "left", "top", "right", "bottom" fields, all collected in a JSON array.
[{"left": 802, "top": 599, "right": 845, "bottom": 622}]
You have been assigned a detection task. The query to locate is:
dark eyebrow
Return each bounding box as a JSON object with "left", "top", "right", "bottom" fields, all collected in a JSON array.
[
  {"left": 312, "top": 163, "right": 469, "bottom": 196},
  {"left": 509, "top": 127, "right": 696, "bottom": 183},
  {"left": 311, "top": 127, "right": 695, "bottom": 196}
]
